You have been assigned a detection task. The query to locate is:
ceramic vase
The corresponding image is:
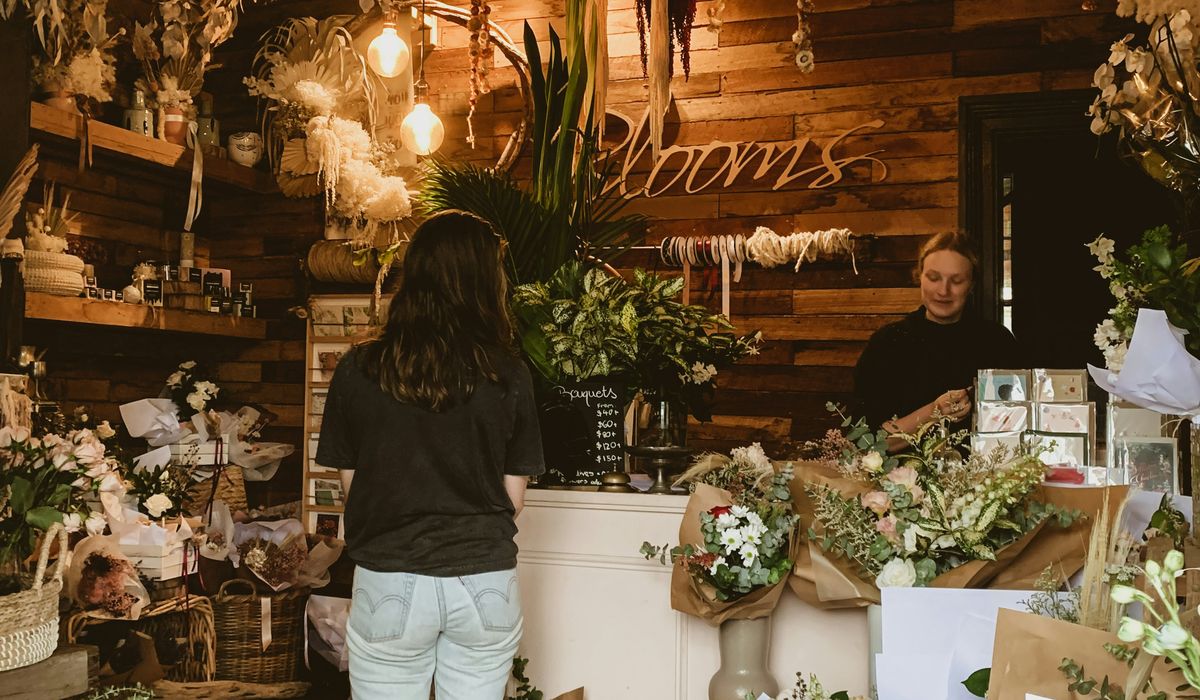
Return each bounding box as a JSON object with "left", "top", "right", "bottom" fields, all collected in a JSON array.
[
  {"left": 708, "top": 617, "right": 779, "bottom": 700},
  {"left": 162, "top": 106, "right": 189, "bottom": 145},
  {"left": 227, "top": 132, "right": 263, "bottom": 167}
]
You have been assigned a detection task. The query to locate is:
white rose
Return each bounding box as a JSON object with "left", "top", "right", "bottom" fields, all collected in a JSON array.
[
  {"left": 187, "top": 392, "right": 207, "bottom": 411},
  {"left": 144, "top": 493, "right": 173, "bottom": 518},
  {"left": 85, "top": 511, "right": 107, "bottom": 536},
  {"left": 861, "top": 451, "right": 884, "bottom": 471},
  {"left": 95, "top": 421, "right": 116, "bottom": 440},
  {"left": 166, "top": 371, "right": 185, "bottom": 387},
  {"left": 62, "top": 512, "right": 83, "bottom": 533},
  {"left": 179, "top": 360, "right": 197, "bottom": 370},
  {"left": 875, "top": 558, "right": 917, "bottom": 588}
]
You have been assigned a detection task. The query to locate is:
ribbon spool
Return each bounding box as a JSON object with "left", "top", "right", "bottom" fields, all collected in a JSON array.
[{"left": 306, "top": 241, "right": 380, "bottom": 284}]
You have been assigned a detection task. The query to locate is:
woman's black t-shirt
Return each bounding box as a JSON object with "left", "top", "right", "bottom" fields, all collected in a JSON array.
[
  {"left": 853, "top": 307, "right": 1023, "bottom": 430},
  {"left": 316, "top": 347, "right": 545, "bottom": 576}
]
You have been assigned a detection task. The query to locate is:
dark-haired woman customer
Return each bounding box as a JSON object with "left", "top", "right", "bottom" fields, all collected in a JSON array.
[
  {"left": 853, "top": 231, "right": 1024, "bottom": 437},
  {"left": 317, "top": 211, "right": 545, "bottom": 699}
]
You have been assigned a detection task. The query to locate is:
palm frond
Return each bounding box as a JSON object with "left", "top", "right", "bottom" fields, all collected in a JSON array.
[{"left": 0, "top": 146, "right": 39, "bottom": 240}]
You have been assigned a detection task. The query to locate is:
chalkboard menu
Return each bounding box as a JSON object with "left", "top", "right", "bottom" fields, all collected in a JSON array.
[{"left": 536, "top": 381, "right": 626, "bottom": 486}]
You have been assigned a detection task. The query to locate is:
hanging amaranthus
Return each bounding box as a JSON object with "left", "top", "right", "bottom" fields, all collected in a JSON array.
[
  {"left": 466, "top": 0, "right": 492, "bottom": 147},
  {"left": 635, "top": 0, "right": 698, "bottom": 79}
]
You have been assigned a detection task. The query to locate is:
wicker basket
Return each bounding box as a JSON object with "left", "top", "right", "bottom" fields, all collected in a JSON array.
[
  {"left": 0, "top": 523, "right": 68, "bottom": 672},
  {"left": 185, "top": 464, "right": 248, "bottom": 516},
  {"left": 212, "top": 579, "right": 308, "bottom": 684}
]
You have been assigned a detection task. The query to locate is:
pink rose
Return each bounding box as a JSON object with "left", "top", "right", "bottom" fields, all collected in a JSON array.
[
  {"left": 875, "top": 514, "right": 899, "bottom": 543},
  {"left": 886, "top": 466, "right": 919, "bottom": 489},
  {"left": 860, "top": 490, "right": 892, "bottom": 515},
  {"left": 909, "top": 484, "right": 925, "bottom": 505}
]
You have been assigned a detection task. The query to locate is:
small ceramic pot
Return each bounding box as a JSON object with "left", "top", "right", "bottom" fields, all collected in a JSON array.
[
  {"left": 227, "top": 132, "right": 264, "bottom": 167},
  {"left": 162, "top": 107, "right": 190, "bottom": 146}
]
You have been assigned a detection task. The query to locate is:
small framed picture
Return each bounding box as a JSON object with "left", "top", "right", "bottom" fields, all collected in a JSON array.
[
  {"left": 310, "top": 305, "right": 342, "bottom": 326},
  {"left": 1035, "top": 402, "right": 1095, "bottom": 435},
  {"left": 310, "top": 389, "right": 328, "bottom": 416},
  {"left": 977, "top": 369, "right": 1032, "bottom": 402},
  {"left": 310, "top": 478, "right": 344, "bottom": 507},
  {"left": 971, "top": 431, "right": 1024, "bottom": 457},
  {"left": 975, "top": 401, "right": 1030, "bottom": 433},
  {"left": 309, "top": 511, "right": 344, "bottom": 539},
  {"left": 343, "top": 304, "right": 372, "bottom": 326},
  {"left": 1117, "top": 437, "right": 1179, "bottom": 494},
  {"left": 1033, "top": 369, "right": 1088, "bottom": 403},
  {"left": 310, "top": 341, "right": 351, "bottom": 383},
  {"left": 1027, "top": 431, "right": 1090, "bottom": 468}
]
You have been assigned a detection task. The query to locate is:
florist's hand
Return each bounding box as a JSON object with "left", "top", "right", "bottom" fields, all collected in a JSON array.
[{"left": 934, "top": 388, "right": 971, "bottom": 422}]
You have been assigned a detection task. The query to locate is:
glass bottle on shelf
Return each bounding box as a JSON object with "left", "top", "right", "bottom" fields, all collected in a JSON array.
[
  {"left": 195, "top": 93, "right": 220, "bottom": 152},
  {"left": 122, "top": 90, "right": 154, "bottom": 136}
]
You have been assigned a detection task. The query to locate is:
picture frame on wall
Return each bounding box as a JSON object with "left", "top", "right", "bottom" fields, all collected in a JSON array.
[
  {"left": 309, "top": 478, "right": 344, "bottom": 507},
  {"left": 309, "top": 511, "right": 344, "bottom": 539},
  {"left": 977, "top": 369, "right": 1032, "bottom": 402},
  {"left": 1116, "top": 436, "right": 1179, "bottom": 494},
  {"left": 1032, "top": 369, "right": 1088, "bottom": 403}
]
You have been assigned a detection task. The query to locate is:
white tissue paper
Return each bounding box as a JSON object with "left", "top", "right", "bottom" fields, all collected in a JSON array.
[{"left": 1088, "top": 308, "right": 1200, "bottom": 423}]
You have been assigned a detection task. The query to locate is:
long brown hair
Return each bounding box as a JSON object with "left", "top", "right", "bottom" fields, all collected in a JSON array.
[{"left": 360, "top": 211, "right": 512, "bottom": 411}]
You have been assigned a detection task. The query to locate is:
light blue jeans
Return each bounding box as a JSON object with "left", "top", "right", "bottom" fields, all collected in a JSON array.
[{"left": 347, "top": 566, "right": 523, "bottom": 700}]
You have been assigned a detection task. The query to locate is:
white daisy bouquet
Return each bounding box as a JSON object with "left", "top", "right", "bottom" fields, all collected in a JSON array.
[
  {"left": 643, "top": 444, "right": 798, "bottom": 603},
  {"left": 164, "top": 360, "right": 220, "bottom": 421}
]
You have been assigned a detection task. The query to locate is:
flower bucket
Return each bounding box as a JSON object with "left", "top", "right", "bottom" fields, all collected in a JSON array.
[{"left": 0, "top": 523, "right": 68, "bottom": 672}]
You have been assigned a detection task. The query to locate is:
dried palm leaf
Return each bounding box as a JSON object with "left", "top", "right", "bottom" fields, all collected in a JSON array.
[
  {"left": 648, "top": 0, "right": 670, "bottom": 160},
  {"left": 280, "top": 138, "right": 318, "bottom": 175},
  {"left": 0, "top": 146, "right": 39, "bottom": 240}
]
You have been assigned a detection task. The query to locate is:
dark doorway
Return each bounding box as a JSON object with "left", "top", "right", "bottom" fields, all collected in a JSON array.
[{"left": 960, "top": 91, "right": 1188, "bottom": 482}]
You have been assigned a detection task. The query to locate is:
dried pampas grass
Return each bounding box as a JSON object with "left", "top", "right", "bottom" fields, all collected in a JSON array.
[{"left": 0, "top": 146, "right": 39, "bottom": 241}]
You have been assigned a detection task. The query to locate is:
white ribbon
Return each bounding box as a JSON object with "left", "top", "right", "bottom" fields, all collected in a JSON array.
[
  {"left": 184, "top": 121, "right": 204, "bottom": 232},
  {"left": 261, "top": 596, "right": 273, "bottom": 651}
]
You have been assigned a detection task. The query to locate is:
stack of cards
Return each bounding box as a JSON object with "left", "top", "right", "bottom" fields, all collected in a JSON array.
[{"left": 973, "top": 369, "right": 1095, "bottom": 472}]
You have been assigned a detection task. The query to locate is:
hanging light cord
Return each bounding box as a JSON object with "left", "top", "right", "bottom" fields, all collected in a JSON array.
[{"left": 416, "top": 0, "right": 428, "bottom": 95}]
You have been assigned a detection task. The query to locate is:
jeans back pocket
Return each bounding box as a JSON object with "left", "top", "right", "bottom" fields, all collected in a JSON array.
[
  {"left": 350, "top": 568, "right": 417, "bottom": 642},
  {"left": 460, "top": 570, "right": 521, "bottom": 632}
]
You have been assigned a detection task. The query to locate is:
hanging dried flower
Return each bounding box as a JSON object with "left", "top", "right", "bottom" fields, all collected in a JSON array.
[
  {"left": 792, "top": 0, "right": 815, "bottom": 74},
  {"left": 467, "top": 0, "right": 493, "bottom": 147},
  {"left": 635, "top": 0, "right": 699, "bottom": 79}
]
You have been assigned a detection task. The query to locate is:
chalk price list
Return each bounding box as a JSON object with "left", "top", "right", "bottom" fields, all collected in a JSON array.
[{"left": 592, "top": 404, "right": 623, "bottom": 467}]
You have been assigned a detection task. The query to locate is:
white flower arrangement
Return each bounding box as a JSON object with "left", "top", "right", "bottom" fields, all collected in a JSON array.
[
  {"left": 144, "top": 493, "right": 173, "bottom": 518},
  {"left": 132, "top": 0, "right": 243, "bottom": 111},
  {"left": 25, "top": 183, "right": 77, "bottom": 254},
  {"left": 165, "top": 360, "right": 219, "bottom": 420},
  {"left": 17, "top": 0, "right": 122, "bottom": 105}
]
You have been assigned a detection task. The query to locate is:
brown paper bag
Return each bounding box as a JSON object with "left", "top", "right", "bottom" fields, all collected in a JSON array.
[
  {"left": 552, "top": 689, "right": 585, "bottom": 700},
  {"left": 668, "top": 483, "right": 794, "bottom": 624},
  {"left": 988, "top": 608, "right": 1190, "bottom": 700},
  {"left": 987, "top": 485, "right": 1129, "bottom": 590}
]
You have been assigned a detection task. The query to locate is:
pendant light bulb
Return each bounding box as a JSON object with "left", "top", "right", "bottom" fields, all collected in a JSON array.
[
  {"left": 400, "top": 102, "right": 445, "bottom": 156},
  {"left": 367, "top": 19, "right": 410, "bottom": 78}
]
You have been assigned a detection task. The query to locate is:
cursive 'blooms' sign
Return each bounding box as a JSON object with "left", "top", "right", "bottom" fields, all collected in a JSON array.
[{"left": 603, "top": 107, "right": 889, "bottom": 199}]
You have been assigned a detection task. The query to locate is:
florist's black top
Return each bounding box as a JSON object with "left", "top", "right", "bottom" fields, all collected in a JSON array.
[
  {"left": 853, "top": 307, "right": 1023, "bottom": 430},
  {"left": 317, "top": 347, "right": 545, "bottom": 576}
]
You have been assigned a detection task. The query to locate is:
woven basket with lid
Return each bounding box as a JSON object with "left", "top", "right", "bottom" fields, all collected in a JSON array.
[{"left": 0, "top": 523, "right": 67, "bottom": 672}]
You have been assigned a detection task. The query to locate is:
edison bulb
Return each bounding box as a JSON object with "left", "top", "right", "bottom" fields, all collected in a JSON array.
[
  {"left": 400, "top": 103, "right": 445, "bottom": 155},
  {"left": 367, "top": 21, "right": 410, "bottom": 78}
]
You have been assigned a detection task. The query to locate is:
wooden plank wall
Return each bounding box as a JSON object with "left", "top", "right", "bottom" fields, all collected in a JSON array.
[{"left": 409, "top": 0, "right": 1128, "bottom": 454}]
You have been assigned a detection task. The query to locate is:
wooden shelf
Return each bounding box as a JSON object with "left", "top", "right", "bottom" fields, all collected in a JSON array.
[
  {"left": 25, "top": 292, "right": 268, "bottom": 339},
  {"left": 29, "top": 102, "right": 277, "bottom": 193}
]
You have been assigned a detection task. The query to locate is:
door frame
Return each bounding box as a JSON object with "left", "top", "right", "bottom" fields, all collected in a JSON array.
[{"left": 958, "top": 90, "right": 1094, "bottom": 323}]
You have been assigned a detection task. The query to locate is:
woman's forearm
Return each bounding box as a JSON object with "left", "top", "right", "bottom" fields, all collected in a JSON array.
[{"left": 505, "top": 475, "right": 528, "bottom": 516}]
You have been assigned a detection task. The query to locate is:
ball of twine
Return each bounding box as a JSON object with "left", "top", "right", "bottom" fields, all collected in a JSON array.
[{"left": 306, "top": 241, "right": 379, "bottom": 284}]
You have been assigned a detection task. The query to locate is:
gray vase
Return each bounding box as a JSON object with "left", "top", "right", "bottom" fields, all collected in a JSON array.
[{"left": 709, "top": 617, "right": 779, "bottom": 700}]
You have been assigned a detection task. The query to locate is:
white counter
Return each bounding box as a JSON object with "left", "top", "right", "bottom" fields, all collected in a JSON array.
[{"left": 514, "top": 489, "right": 869, "bottom": 699}]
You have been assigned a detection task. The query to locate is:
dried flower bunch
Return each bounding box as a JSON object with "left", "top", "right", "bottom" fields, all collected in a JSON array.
[
  {"left": 791, "top": 0, "right": 814, "bottom": 73},
  {"left": 806, "top": 405, "right": 1080, "bottom": 589},
  {"left": 25, "top": 182, "right": 77, "bottom": 254},
  {"left": 132, "top": 0, "right": 243, "bottom": 112},
  {"left": 643, "top": 450, "right": 798, "bottom": 602},
  {"left": 77, "top": 551, "right": 138, "bottom": 617},
  {"left": 24, "top": 0, "right": 121, "bottom": 107},
  {"left": 237, "top": 535, "right": 308, "bottom": 589},
  {"left": 635, "top": 0, "right": 698, "bottom": 79},
  {"left": 751, "top": 672, "right": 864, "bottom": 700},
  {"left": 165, "top": 360, "right": 220, "bottom": 421},
  {"left": 246, "top": 15, "right": 411, "bottom": 244}
]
